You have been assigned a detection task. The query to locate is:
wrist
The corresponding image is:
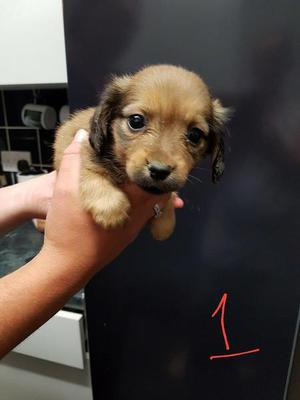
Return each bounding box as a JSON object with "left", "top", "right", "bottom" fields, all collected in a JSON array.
[
  {"left": 24, "top": 172, "right": 56, "bottom": 219},
  {"left": 38, "top": 243, "right": 100, "bottom": 285},
  {"left": 2, "top": 180, "right": 38, "bottom": 220},
  {"left": 10, "top": 182, "right": 34, "bottom": 220},
  {"left": 20, "top": 182, "right": 36, "bottom": 219}
]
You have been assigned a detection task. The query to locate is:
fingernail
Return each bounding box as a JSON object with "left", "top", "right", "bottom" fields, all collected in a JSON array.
[{"left": 74, "top": 129, "right": 88, "bottom": 143}]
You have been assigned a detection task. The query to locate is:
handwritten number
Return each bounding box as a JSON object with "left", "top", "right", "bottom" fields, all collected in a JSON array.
[
  {"left": 210, "top": 293, "right": 260, "bottom": 360},
  {"left": 211, "top": 293, "right": 230, "bottom": 350}
]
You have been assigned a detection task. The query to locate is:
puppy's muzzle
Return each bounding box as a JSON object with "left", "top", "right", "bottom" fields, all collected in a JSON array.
[
  {"left": 133, "top": 160, "right": 182, "bottom": 194},
  {"left": 148, "top": 161, "right": 172, "bottom": 181}
]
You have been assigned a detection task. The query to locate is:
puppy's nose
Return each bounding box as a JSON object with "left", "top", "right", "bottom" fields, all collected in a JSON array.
[{"left": 148, "top": 161, "right": 171, "bottom": 181}]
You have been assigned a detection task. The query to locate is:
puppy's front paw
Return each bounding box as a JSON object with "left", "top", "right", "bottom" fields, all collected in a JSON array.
[
  {"left": 150, "top": 214, "right": 175, "bottom": 241},
  {"left": 86, "top": 191, "right": 130, "bottom": 229}
]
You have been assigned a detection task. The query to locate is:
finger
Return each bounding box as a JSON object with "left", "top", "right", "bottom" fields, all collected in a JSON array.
[
  {"left": 122, "top": 182, "right": 169, "bottom": 206},
  {"left": 63, "top": 129, "right": 88, "bottom": 155},
  {"left": 55, "top": 129, "right": 88, "bottom": 192},
  {"left": 122, "top": 183, "right": 152, "bottom": 203},
  {"left": 126, "top": 187, "right": 169, "bottom": 221},
  {"left": 173, "top": 195, "right": 184, "bottom": 208},
  {"left": 45, "top": 170, "right": 57, "bottom": 179},
  {"left": 126, "top": 197, "right": 168, "bottom": 242},
  {"left": 124, "top": 184, "right": 168, "bottom": 221}
]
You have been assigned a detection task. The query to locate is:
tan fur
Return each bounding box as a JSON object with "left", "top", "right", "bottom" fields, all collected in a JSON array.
[
  {"left": 54, "top": 108, "right": 94, "bottom": 168},
  {"left": 53, "top": 108, "right": 130, "bottom": 228},
  {"left": 149, "top": 194, "right": 176, "bottom": 240},
  {"left": 32, "top": 218, "right": 46, "bottom": 232},
  {"left": 53, "top": 65, "right": 230, "bottom": 239}
]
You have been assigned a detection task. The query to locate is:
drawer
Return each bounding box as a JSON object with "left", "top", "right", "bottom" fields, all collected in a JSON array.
[{"left": 13, "top": 310, "right": 85, "bottom": 369}]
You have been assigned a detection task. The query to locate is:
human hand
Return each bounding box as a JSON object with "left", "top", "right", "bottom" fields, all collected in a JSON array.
[
  {"left": 0, "top": 169, "right": 56, "bottom": 236},
  {"left": 40, "top": 130, "right": 183, "bottom": 274},
  {"left": 21, "top": 171, "right": 56, "bottom": 219},
  {"left": 18, "top": 154, "right": 182, "bottom": 223}
]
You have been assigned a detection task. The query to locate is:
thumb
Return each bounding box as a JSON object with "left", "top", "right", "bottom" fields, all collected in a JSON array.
[
  {"left": 55, "top": 129, "right": 88, "bottom": 191},
  {"left": 62, "top": 129, "right": 88, "bottom": 156}
]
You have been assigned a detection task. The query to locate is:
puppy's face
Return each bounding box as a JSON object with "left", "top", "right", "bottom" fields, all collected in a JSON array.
[{"left": 90, "top": 65, "right": 230, "bottom": 193}]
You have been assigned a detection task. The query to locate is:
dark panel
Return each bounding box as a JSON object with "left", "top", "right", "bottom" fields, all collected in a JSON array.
[
  {"left": 287, "top": 313, "right": 300, "bottom": 399},
  {"left": 63, "top": 1, "right": 300, "bottom": 399},
  {"left": 4, "top": 90, "right": 33, "bottom": 126},
  {"left": 9, "top": 129, "right": 39, "bottom": 164},
  {"left": 0, "top": 129, "right": 8, "bottom": 173},
  {"left": 0, "top": 129, "right": 7, "bottom": 151},
  {"left": 38, "top": 88, "right": 69, "bottom": 117},
  {"left": 0, "top": 93, "right": 4, "bottom": 126},
  {"left": 3, "top": 88, "right": 68, "bottom": 128},
  {"left": 40, "top": 129, "right": 55, "bottom": 165}
]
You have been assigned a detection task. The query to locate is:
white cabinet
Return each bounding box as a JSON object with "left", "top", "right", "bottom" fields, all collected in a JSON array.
[
  {"left": 0, "top": 0, "right": 68, "bottom": 87},
  {"left": 0, "top": 310, "right": 93, "bottom": 400},
  {"left": 13, "top": 310, "right": 86, "bottom": 369}
]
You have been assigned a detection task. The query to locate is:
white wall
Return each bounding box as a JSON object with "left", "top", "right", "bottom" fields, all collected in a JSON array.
[{"left": 0, "top": 0, "right": 68, "bottom": 87}]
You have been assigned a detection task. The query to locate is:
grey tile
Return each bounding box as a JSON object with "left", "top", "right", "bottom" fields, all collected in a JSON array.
[{"left": 0, "top": 221, "right": 43, "bottom": 274}]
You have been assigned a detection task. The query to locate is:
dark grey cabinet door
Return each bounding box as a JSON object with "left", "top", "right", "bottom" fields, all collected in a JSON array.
[{"left": 63, "top": 1, "right": 300, "bottom": 398}]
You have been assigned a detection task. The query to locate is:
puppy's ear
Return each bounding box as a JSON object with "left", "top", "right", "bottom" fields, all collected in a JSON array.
[
  {"left": 209, "top": 99, "right": 232, "bottom": 183},
  {"left": 89, "top": 75, "right": 131, "bottom": 156}
]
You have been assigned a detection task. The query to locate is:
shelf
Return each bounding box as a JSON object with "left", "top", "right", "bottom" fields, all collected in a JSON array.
[{"left": 0, "top": 126, "right": 42, "bottom": 130}]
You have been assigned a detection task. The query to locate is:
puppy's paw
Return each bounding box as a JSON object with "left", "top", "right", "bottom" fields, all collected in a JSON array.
[
  {"left": 33, "top": 218, "right": 45, "bottom": 233},
  {"left": 87, "top": 191, "right": 130, "bottom": 229},
  {"left": 150, "top": 215, "right": 175, "bottom": 241}
]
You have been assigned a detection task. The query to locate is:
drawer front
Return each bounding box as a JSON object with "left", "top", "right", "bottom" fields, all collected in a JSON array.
[{"left": 13, "top": 310, "right": 85, "bottom": 369}]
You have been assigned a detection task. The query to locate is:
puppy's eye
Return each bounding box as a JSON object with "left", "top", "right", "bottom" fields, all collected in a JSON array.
[
  {"left": 187, "top": 127, "right": 205, "bottom": 145},
  {"left": 127, "top": 114, "right": 145, "bottom": 131}
]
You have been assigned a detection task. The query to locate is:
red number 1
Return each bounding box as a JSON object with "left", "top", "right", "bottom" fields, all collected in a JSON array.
[{"left": 210, "top": 293, "right": 260, "bottom": 360}]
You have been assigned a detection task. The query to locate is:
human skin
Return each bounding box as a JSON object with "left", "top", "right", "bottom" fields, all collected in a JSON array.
[
  {"left": 0, "top": 129, "right": 183, "bottom": 358},
  {"left": 0, "top": 171, "right": 56, "bottom": 235}
]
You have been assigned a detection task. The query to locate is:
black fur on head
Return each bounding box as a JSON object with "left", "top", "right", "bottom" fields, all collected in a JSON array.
[
  {"left": 89, "top": 75, "right": 131, "bottom": 160},
  {"left": 208, "top": 99, "right": 232, "bottom": 183}
]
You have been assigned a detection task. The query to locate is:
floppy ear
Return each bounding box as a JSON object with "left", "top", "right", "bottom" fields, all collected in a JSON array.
[
  {"left": 209, "top": 99, "right": 232, "bottom": 183},
  {"left": 89, "top": 75, "right": 131, "bottom": 157}
]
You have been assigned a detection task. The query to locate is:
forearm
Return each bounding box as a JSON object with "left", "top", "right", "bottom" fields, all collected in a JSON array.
[
  {"left": 0, "top": 249, "right": 96, "bottom": 358},
  {"left": 0, "top": 131, "right": 176, "bottom": 359},
  {"left": 0, "top": 183, "right": 32, "bottom": 235},
  {"left": 0, "top": 172, "right": 55, "bottom": 236}
]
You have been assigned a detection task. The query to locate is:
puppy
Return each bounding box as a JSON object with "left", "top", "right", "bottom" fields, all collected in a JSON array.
[{"left": 54, "top": 64, "right": 230, "bottom": 240}]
